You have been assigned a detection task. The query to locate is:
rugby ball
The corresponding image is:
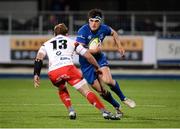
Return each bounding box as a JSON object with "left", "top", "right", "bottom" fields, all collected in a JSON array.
[{"left": 88, "top": 38, "right": 100, "bottom": 49}]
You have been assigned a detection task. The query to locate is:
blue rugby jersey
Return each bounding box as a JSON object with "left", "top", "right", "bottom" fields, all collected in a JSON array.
[{"left": 76, "top": 24, "right": 112, "bottom": 84}]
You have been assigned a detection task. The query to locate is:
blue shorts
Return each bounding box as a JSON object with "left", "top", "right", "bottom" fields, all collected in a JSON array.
[{"left": 80, "top": 53, "right": 109, "bottom": 85}]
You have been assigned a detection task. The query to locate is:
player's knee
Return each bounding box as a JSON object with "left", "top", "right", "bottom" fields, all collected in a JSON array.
[
  {"left": 101, "top": 74, "right": 110, "bottom": 83},
  {"left": 103, "top": 78, "right": 113, "bottom": 85},
  {"left": 77, "top": 83, "right": 91, "bottom": 96}
]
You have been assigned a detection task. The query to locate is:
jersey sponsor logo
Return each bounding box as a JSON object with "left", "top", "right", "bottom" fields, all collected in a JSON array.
[
  {"left": 56, "top": 51, "right": 62, "bottom": 55},
  {"left": 60, "top": 57, "right": 71, "bottom": 60},
  {"left": 55, "top": 74, "right": 70, "bottom": 82}
]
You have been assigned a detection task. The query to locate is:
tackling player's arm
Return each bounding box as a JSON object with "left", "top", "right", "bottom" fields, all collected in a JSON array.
[
  {"left": 33, "top": 49, "right": 46, "bottom": 88},
  {"left": 75, "top": 42, "right": 102, "bottom": 74},
  {"left": 111, "top": 28, "right": 125, "bottom": 57},
  {"left": 78, "top": 42, "right": 101, "bottom": 55}
]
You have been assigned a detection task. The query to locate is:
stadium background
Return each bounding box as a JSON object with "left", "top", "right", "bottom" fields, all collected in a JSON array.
[{"left": 0, "top": 0, "right": 180, "bottom": 128}]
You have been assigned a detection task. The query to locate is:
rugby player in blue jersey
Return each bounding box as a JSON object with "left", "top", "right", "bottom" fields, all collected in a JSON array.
[{"left": 76, "top": 9, "right": 136, "bottom": 119}]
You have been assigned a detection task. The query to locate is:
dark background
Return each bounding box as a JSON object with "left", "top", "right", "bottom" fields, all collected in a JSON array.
[{"left": 38, "top": 0, "right": 180, "bottom": 11}]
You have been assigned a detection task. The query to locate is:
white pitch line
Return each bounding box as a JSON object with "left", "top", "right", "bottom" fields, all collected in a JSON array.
[
  {"left": 138, "top": 104, "right": 167, "bottom": 107},
  {"left": 0, "top": 103, "right": 167, "bottom": 107},
  {"left": 0, "top": 103, "right": 86, "bottom": 106}
]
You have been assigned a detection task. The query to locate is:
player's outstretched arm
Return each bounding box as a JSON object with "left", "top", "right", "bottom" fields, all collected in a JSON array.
[
  {"left": 75, "top": 42, "right": 102, "bottom": 74},
  {"left": 111, "top": 28, "right": 125, "bottom": 57},
  {"left": 33, "top": 52, "right": 45, "bottom": 88}
]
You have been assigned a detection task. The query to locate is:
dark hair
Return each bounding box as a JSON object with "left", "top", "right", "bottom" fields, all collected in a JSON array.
[
  {"left": 87, "top": 8, "right": 103, "bottom": 19},
  {"left": 54, "top": 23, "right": 68, "bottom": 36}
]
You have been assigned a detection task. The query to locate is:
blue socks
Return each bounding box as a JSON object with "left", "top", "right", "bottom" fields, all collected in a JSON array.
[
  {"left": 101, "top": 91, "right": 120, "bottom": 108},
  {"left": 110, "top": 81, "right": 126, "bottom": 101}
]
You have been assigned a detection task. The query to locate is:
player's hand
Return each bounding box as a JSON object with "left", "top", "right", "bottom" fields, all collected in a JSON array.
[
  {"left": 94, "top": 43, "right": 102, "bottom": 53},
  {"left": 96, "top": 68, "right": 102, "bottom": 75},
  {"left": 118, "top": 47, "right": 125, "bottom": 58},
  {"left": 34, "top": 75, "right": 40, "bottom": 88}
]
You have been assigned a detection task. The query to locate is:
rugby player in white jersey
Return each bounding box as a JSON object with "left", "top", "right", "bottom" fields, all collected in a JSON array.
[{"left": 33, "top": 23, "right": 117, "bottom": 120}]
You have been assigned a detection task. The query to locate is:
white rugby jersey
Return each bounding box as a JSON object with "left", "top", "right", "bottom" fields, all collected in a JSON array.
[{"left": 38, "top": 35, "right": 87, "bottom": 71}]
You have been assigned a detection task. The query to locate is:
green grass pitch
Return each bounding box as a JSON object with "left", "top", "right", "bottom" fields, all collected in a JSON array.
[{"left": 0, "top": 79, "right": 180, "bottom": 128}]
